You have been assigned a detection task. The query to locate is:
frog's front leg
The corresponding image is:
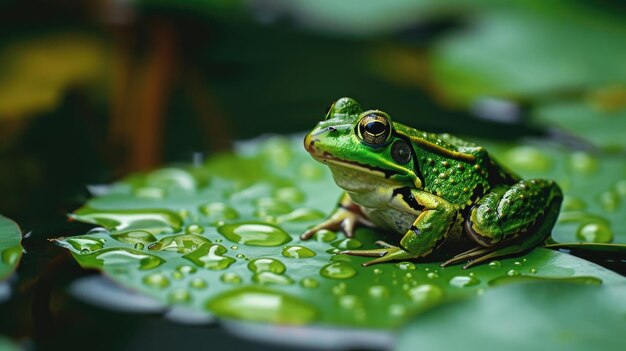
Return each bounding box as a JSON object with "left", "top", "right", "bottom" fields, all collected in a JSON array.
[
  {"left": 301, "top": 192, "right": 374, "bottom": 240},
  {"left": 342, "top": 188, "right": 457, "bottom": 266}
]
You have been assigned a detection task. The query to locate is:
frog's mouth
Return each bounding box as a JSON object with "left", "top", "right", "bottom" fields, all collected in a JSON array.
[{"left": 312, "top": 151, "right": 398, "bottom": 179}]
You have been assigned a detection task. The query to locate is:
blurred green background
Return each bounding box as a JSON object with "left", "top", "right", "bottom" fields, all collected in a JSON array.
[
  {"left": 1, "top": 0, "right": 626, "bottom": 350},
  {"left": 2, "top": 0, "right": 625, "bottom": 230}
]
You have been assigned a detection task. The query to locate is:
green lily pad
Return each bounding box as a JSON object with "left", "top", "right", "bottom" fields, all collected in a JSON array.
[
  {"left": 432, "top": 9, "right": 626, "bottom": 104},
  {"left": 57, "top": 136, "right": 625, "bottom": 328},
  {"left": 485, "top": 142, "right": 626, "bottom": 246},
  {"left": 0, "top": 215, "right": 23, "bottom": 281},
  {"left": 534, "top": 99, "right": 626, "bottom": 151},
  {"left": 397, "top": 282, "right": 626, "bottom": 351}
]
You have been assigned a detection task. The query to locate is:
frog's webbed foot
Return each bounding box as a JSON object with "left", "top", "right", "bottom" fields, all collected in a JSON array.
[
  {"left": 300, "top": 207, "right": 374, "bottom": 240},
  {"left": 342, "top": 246, "right": 414, "bottom": 266}
]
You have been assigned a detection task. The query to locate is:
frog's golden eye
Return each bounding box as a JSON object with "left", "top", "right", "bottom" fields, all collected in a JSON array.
[{"left": 357, "top": 112, "right": 392, "bottom": 146}]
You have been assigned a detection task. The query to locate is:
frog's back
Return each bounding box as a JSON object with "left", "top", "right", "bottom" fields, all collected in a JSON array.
[{"left": 394, "top": 123, "right": 518, "bottom": 209}]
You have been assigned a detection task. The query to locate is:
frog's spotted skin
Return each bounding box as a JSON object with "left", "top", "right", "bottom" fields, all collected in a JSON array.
[{"left": 302, "top": 97, "right": 563, "bottom": 268}]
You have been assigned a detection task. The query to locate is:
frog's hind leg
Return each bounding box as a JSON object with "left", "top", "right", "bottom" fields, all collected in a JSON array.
[{"left": 442, "top": 179, "right": 562, "bottom": 269}]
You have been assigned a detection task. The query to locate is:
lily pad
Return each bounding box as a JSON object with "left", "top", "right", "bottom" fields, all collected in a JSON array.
[
  {"left": 57, "top": 136, "right": 625, "bottom": 328},
  {"left": 0, "top": 215, "right": 23, "bottom": 281},
  {"left": 397, "top": 282, "right": 626, "bottom": 351},
  {"left": 534, "top": 99, "right": 626, "bottom": 151},
  {"left": 432, "top": 8, "right": 626, "bottom": 104}
]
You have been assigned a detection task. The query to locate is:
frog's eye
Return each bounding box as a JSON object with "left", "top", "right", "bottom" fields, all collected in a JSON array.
[{"left": 357, "top": 112, "right": 392, "bottom": 146}]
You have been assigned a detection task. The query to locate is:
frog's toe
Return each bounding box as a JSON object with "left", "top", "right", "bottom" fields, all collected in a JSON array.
[
  {"left": 342, "top": 247, "right": 415, "bottom": 266},
  {"left": 374, "top": 240, "right": 395, "bottom": 248},
  {"left": 340, "top": 248, "right": 388, "bottom": 258}
]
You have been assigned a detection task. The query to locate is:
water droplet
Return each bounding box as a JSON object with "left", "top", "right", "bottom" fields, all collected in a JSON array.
[
  {"left": 330, "top": 254, "right": 351, "bottom": 262},
  {"left": 143, "top": 273, "right": 170, "bottom": 288},
  {"left": 220, "top": 272, "right": 242, "bottom": 285},
  {"left": 183, "top": 243, "right": 236, "bottom": 270},
  {"left": 218, "top": 223, "right": 291, "bottom": 247},
  {"left": 598, "top": 191, "right": 619, "bottom": 212},
  {"left": 530, "top": 268, "right": 538, "bottom": 274},
  {"left": 252, "top": 272, "right": 293, "bottom": 285},
  {"left": 338, "top": 295, "right": 361, "bottom": 310},
  {"left": 110, "top": 230, "right": 157, "bottom": 247},
  {"left": 313, "top": 230, "right": 336, "bottom": 242},
  {"left": 189, "top": 278, "right": 207, "bottom": 289},
  {"left": 427, "top": 272, "right": 439, "bottom": 279},
  {"left": 300, "top": 278, "right": 319, "bottom": 289},
  {"left": 236, "top": 254, "right": 246, "bottom": 259},
  {"left": 276, "top": 209, "right": 325, "bottom": 223},
  {"left": 206, "top": 287, "right": 317, "bottom": 324},
  {"left": 326, "top": 248, "right": 340, "bottom": 254},
  {"left": 449, "top": 276, "right": 480, "bottom": 288},
  {"left": 576, "top": 222, "right": 613, "bottom": 243},
  {"left": 65, "top": 237, "right": 104, "bottom": 253},
  {"left": 134, "top": 243, "right": 145, "bottom": 250},
  {"left": 254, "top": 198, "right": 292, "bottom": 218},
  {"left": 282, "top": 245, "right": 316, "bottom": 258},
  {"left": 373, "top": 268, "right": 383, "bottom": 275},
  {"left": 94, "top": 248, "right": 164, "bottom": 270},
  {"left": 332, "top": 282, "right": 347, "bottom": 295},
  {"left": 1, "top": 246, "right": 21, "bottom": 265},
  {"left": 274, "top": 187, "right": 305, "bottom": 203},
  {"left": 199, "top": 202, "right": 239, "bottom": 224},
  {"left": 231, "top": 245, "right": 238, "bottom": 250},
  {"left": 514, "top": 261, "right": 523, "bottom": 266},
  {"left": 332, "top": 238, "right": 362, "bottom": 250},
  {"left": 408, "top": 284, "right": 444, "bottom": 304},
  {"left": 320, "top": 262, "right": 357, "bottom": 280},
  {"left": 146, "top": 168, "right": 196, "bottom": 191},
  {"left": 171, "top": 271, "right": 184, "bottom": 280},
  {"left": 488, "top": 260, "right": 501, "bottom": 268},
  {"left": 248, "top": 258, "right": 286, "bottom": 274},
  {"left": 368, "top": 285, "right": 390, "bottom": 299},
  {"left": 177, "top": 265, "right": 196, "bottom": 274},
  {"left": 149, "top": 234, "right": 211, "bottom": 254},
  {"left": 505, "top": 146, "right": 552, "bottom": 172},
  {"left": 168, "top": 289, "right": 191, "bottom": 303},
  {"left": 489, "top": 275, "right": 602, "bottom": 287},
  {"left": 185, "top": 224, "right": 205, "bottom": 235},
  {"left": 562, "top": 196, "right": 587, "bottom": 211},
  {"left": 70, "top": 208, "right": 183, "bottom": 233},
  {"left": 507, "top": 269, "right": 520, "bottom": 276},
  {"left": 569, "top": 152, "right": 598, "bottom": 174},
  {"left": 396, "top": 262, "right": 416, "bottom": 271},
  {"left": 388, "top": 304, "right": 406, "bottom": 317},
  {"left": 133, "top": 187, "right": 165, "bottom": 199}
]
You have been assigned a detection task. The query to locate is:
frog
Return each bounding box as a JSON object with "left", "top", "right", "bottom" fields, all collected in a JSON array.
[{"left": 301, "top": 97, "right": 563, "bottom": 268}]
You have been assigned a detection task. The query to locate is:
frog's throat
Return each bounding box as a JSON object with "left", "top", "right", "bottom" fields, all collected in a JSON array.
[{"left": 311, "top": 152, "right": 421, "bottom": 188}]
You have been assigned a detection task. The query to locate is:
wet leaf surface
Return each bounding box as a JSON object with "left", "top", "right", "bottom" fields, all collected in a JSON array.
[
  {"left": 57, "top": 136, "right": 626, "bottom": 328},
  {"left": 0, "top": 215, "right": 23, "bottom": 282},
  {"left": 397, "top": 282, "right": 626, "bottom": 351}
]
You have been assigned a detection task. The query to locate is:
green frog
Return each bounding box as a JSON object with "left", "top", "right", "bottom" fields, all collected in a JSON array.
[{"left": 301, "top": 97, "right": 562, "bottom": 268}]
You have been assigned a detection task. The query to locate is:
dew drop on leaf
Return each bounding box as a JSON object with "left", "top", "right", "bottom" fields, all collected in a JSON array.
[
  {"left": 218, "top": 223, "right": 291, "bottom": 247},
  {"left": 320, "top": 262, "right": 357, "bottom": 280},
  {"left": 183, "top": 243, "right": 236, "bottom": 270},
  {"left": 282, "top": 245, "right": 316, "bottom": 258},
  {"left": 206, "top": 287, "right": 317, "bottom": 324}
]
